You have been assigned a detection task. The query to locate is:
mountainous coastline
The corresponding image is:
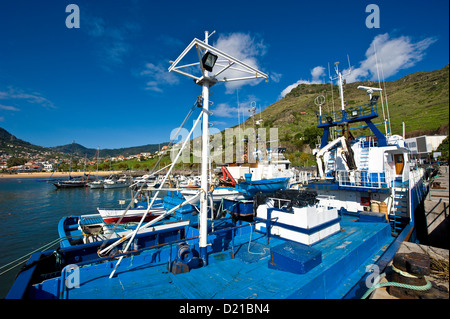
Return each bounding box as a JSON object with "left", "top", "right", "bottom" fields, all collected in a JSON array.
[
  {"left": 0, "top": 127, "right": 168, "bottom": 159},
  {"left": 1, "top": 65, "right": 448, "bottom": 162}
]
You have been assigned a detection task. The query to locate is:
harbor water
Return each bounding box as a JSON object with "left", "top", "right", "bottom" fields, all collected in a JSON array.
[{"left": 0, "top": 177, "right": 154, "bottom": 298}]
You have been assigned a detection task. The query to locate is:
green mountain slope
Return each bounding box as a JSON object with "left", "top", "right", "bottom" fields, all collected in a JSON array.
[
  {"left": 50, "top": 142, "right": 169, "bottom": 158},
  {"left": 0, "top": 127, "right": 169, "bottom": 159},
  {"left": 249, "top": 65, "right": 449, "bottom": 153},
  {"left": 1, "top": 66, "right": 448, "bottom": 164}
]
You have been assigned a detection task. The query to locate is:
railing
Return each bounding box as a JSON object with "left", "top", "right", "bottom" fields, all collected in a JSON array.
[
  {"left": 316, "top": 102, "right": 378, "bottom": 126},
  {"left": 337, "top": 170, "right": 389, "bottom": 189}
]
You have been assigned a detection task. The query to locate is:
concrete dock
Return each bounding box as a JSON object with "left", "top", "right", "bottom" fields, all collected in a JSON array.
[
  {"left": 425, "top": 165, "right": 449, "bottom": 250},
  {"left": 372, "top": 165, "right": 449, "bottom": 299}
]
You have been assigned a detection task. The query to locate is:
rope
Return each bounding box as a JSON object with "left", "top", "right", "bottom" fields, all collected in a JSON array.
[
  {"left": 361, "top": 271, "right": 432, "bottom": 299},
  {"left": 0, "top": 235, "right": 83, "bottom": 276},
  {"left": 247, "top": 223, "right": 269, "bottom": 256}
]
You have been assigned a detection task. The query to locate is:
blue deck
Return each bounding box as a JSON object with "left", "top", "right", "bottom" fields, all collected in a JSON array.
[{"left": 28, "top": 216, "right": 394, "bottom": 299}]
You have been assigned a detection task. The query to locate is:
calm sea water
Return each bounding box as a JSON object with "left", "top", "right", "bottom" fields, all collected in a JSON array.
[{"left": 0, "top": 177, "right": 138, "bottom": 298}]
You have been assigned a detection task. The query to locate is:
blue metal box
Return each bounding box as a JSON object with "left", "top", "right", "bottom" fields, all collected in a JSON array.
[{"left": 268, "top": 241, "right": 322, "bottom": 274}]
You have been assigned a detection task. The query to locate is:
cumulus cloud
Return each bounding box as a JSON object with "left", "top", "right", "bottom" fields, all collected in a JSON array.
[
  {"left": 211, "top": 97, "right": 260, "bottom": 119},
  {"left": 140, "top": 62, "right": 180, "bottom": 92},
  {"left": 311, "top": 66, "right": 326, "bottom": 82},
  {"left": 212, "top": 32, "right": 268, "bottom": 93},
  {"left": 279, "top": 33, "right": 436, "bottom": 98},
  {"left": 279, "top": 66, "right": 326, "bottom": 98},
  {"left": 344, "top": 33, "right": 436, "bottom": 83},
  {"left": 211, "top": 103, "right": 238, "bottom": 118}
]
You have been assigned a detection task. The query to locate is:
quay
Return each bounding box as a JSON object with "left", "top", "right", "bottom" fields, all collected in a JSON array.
[{"left": 372, "top": 165, "right": 449, "bottom": 299}]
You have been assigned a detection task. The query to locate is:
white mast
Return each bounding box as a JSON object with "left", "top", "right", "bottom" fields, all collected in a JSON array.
[
  {"left": 168, "top": 31, "right": 268, "bottom": 265},
  {"left": 199, "top": 30, "right": 210, "bottom": 263},
  {"left": 330, "top": 58, "right": 351, "bottom": 112}
]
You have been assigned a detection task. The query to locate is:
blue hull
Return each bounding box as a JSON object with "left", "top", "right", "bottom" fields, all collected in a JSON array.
[
  {"left": 222, "top": 198, "right": 254, "bottom": 217},
  {"left": 8, "top": 213, "right": 399, "bottom": 299},
  {"left": 237, "top": 177, "right": 289, "bottom": 197}
]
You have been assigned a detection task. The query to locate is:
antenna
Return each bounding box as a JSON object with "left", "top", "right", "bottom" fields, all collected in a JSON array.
[
  {"left": 329, "top": 58, "right": 351, "bottom": 111},
  {"left": 314, "top": 95, "right": 325, "bottom": 116},
  {"left": 357, "top": 85, "right": 382, "bottom": 100}
]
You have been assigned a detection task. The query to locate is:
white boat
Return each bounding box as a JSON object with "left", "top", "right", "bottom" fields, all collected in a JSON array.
[
  {"left": 88, "top": 180, "right": 104, "bottom": 189},
  {"left": 88, "top": 147, "right": 104, "bottom": 189},
  {"left": 103, "top": 175, "right": 133, "bottom": 189},
  {"left": 178, "top": 176, "right": 201, "bottom": 188},
  {"left": 133, "top": 174, "right": 156, "bottom": 187},
  {"left": 180, "top": 187, "right": 243, "bottom": 204},
  {"left": 97, "top": 205, "right": 165, "bottom": 224}
]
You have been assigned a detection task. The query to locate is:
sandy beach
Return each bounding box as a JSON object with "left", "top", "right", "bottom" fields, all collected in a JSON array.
[{"left": 0, "top": 171, "right": 124, "bottom": 179}]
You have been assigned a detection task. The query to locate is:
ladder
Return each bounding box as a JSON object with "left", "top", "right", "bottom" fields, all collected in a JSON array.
[
  {"left": 326, "top": 149, "right": 336, "bottom": 177},
  {"left": 359, "top": 147, "right": 370, "bottom": 171},
  {"left": 390, "top": 177, "right": 409, "bottom": 235}
]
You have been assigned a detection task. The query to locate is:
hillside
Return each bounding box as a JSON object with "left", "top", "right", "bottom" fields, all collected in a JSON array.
[
  {"left": 1, "top": 65, "right": 448, "bottom": 164},
  {"left": 247, "top": 65, "right": 449, "bottom": 152},
  {"left": 0, "top": 127, "right": 168, "bottom": 159},
  {"left": 50, "top": 142, "right": 169, "bottom": 158},
  {"left": 0, "top": 127, "right": 52, "bottom": 157}
]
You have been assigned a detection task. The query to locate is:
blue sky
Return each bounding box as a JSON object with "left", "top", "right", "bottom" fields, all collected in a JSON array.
[{"left": 0, "top": 0, "right": 448, "bottom": 149}]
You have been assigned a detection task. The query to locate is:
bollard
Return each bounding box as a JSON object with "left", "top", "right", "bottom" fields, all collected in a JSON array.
[{"left": 388, "top": 252, "right": 431, "bottom": 299}]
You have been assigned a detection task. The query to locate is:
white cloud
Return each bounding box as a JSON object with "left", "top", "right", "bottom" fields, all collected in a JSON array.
[
  {"left": 279, "top": 33, "right": 436, "bottom": 98},
  {"left": 279, "top": 66, "right": 325, "bottom": 98},
  {"left": 211, "top": 96, "right": 261, "bottom": 120},
  {"left": 311, "top": 66, "right": 326, "bottom": 82},
  {"left": 140, "top": 62, "right": 180, "bottom": 92},
  {"left": 0, "top": 87, "right": 55, "bottom": 109},
  {"left": 211, "top": 103, "right": 237, "bottom": 118},
  {"left": 344, "top": 33, "right": 436, "bottom": 83},
  {"left": 212, "top": 33, "right": 268, "bottom": 93},
  {"left": 83, "top": 14, "right": 140, "bottom": 66},
  {"left": 270, "top": 72, "right": 282, "bottom": 83},
  {"left": 0, "top": 104, "right": 20, "bottom": 111}
]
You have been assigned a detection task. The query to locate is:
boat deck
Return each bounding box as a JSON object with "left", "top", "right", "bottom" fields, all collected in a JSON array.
[{"left": 45, "top": 216, "right": 394, "bottom": 299}]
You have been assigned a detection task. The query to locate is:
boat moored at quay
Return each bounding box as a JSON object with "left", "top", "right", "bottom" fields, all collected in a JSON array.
[{"left": 5, "top": 32, "right": 433, "bottom": 300}]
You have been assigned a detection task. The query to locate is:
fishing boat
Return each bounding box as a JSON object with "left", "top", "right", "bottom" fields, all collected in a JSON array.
[
  {"left": 302, "top": 63, "right": 427, "bottom": 238},
  {"left": 53, "top": 176, "right": 91, "bottom": 188},
  {"left": 97, "top": 200, "right": 165, "bottom": 224},
  {"left": 6, "top": 33, "right": 430, "bottom": 300},
  {"left": 88, "top": 147, "right": 104, "bottom": 189},
  {"left": 58, "top": 213, "right": 192, "bottom": 247},
  {"left": 88, "top": 179, "right": 104, "bottom": 189}
]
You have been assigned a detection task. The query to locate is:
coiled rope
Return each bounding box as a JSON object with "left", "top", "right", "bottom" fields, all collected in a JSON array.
[{"left": 361, "top": 266, "right": 432, "bottom": 299}]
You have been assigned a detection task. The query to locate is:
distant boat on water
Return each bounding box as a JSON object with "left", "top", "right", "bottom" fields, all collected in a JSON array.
[{"left": 53, "top": 177, "right": 90, "bottom": 188}]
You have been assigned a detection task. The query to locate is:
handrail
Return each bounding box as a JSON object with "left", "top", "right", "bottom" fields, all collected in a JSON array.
[
  {"left": 316, "top": 102, "right": 378, "bottom": 126},
  {"left": 337, "top": 170, "right": 389, "bottom": 189}
]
